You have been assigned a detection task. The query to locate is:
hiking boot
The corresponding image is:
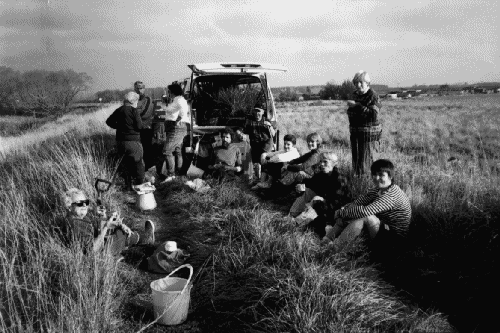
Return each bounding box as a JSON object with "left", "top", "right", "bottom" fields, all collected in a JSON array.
[{"left": 144, "top": 220, "right": 155, "bottom": 245}]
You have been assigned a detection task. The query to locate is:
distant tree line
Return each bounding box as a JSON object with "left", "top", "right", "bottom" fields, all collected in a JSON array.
[
  {"left": 319, "top": 80, "right": 356, "bottom": 100},
  {"left": 0, "top": 66, "right": 92, "bottom": 117},
  {"left": 95, "top": 86, "right": 168, "bottom": 103}
]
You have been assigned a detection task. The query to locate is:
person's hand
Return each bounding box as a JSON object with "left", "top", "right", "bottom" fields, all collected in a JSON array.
[
  {"left": 96, "top": 205, "right": 107, "bottom": 219},
  {"left": 106, "top": 212, "right": 121, "bottom": 229},
  {"left": 120, "top": 224, "right": 132, "bottom": 237}
]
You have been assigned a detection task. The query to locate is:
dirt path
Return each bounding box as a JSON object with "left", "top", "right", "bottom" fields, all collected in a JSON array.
[{"left": 113, "top": 181, "right": 221, "bottom": 332}]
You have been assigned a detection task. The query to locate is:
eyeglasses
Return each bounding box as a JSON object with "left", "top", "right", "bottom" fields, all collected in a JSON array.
[{"left": 72, "top": 199, "right": 90, "bottom": 207}]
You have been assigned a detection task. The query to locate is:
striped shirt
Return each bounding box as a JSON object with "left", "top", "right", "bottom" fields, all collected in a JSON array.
[{"left": 338, "top": 184, "right": 411, "bottom": 237}]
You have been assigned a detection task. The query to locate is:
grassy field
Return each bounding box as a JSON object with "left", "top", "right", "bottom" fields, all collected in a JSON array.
[{"left": 1, "top": 95, "right": 499, "bottom": 332}]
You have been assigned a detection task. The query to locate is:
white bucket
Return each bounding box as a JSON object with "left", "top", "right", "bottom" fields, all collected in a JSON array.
[
  {"left": 150, "top": 264, "right": 193, "bottom": 326},
  {"left": 136, "top": 191, "right": 157, "bottom": 211}
]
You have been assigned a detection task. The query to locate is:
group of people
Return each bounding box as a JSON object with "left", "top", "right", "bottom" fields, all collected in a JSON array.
[
  {"left": 105, "top": 81, "right": 189, "bottom": 187},
  {"left": 62, "top": 70, "right": 411, "bottom": 261},
  {"left": 200, "top": 70, "right": 412, "bottom": 253}
]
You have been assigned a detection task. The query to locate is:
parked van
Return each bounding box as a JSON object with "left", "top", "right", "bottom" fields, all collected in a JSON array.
[{"left": 153, "top": 62, "right": 287, "bottom": 176}]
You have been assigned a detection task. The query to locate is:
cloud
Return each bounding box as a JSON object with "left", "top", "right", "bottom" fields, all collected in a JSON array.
[{"left": 0, "top": 2, "right": 92, "bottom": 30}]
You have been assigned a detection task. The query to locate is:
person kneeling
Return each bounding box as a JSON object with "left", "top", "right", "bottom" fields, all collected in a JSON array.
[
  {"left": 205, "top": 128, "right": 242, "bottom": 183},
  {"left": 322, "top": 159, "right": 411, "bottom": 253}
]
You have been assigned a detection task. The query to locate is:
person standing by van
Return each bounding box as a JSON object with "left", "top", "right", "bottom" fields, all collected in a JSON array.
[
  {"left": 134, "top": 81, "right": 155, "bottom": 171},
  {"left": 160, "top": 83, "right": 190, "bottom": 182},
  {"left": 244, "top": 107, "right": 275, "bottom": 182}
]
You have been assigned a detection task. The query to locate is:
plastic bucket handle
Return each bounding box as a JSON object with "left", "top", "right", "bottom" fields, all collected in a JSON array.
[{"left": 165, "top": 264, "right": 193, "bottom": 294}]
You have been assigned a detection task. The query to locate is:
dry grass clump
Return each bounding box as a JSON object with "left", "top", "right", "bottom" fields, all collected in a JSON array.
[
  {"left": 165, "top": 181, "right": 454, "bottom": 332},
  {"left": 275, "top": 94, "right": 500, "bottom": 332},
  {"left": 0, "top": 114, "right": 128, "bottom": 332},
  {"left": 1, "top": 95, "right": 498, "bottom": 332}
]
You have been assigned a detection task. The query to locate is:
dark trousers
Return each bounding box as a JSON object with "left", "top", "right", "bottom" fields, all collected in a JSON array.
[
  {"left": 140, "top": 128, "right": 155, "bottom": 171},
  {"left": 305, "top": 216, "right": 329, "bottom": 238},
  {"left": 117, "top": 141, "right": 145, "bottom": 185},
  {"left": 350, "top": 133, "right": 380, "bottom": 175},
  {"left": 106, "top": 229, "right": 140, "bottom": 256},
  {"left": 263, "top": 162, "right": 284, "bottom": 180}
]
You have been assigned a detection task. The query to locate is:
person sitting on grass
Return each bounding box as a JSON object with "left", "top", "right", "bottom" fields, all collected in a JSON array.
[
  {"left": 205, "top": 128, "right": 242, "bottom": 183},
  {"left": 279, "top": 132, "right": 323, "bottom": 188},
  {"left": 252, "top": 134, "right": 300, "bottom": 190},
  {"left": 321, "top": 159, "right": 411, "bottom": 253},
  {"left": 63, "top": 188, "right": 155, "bottom": 257},
  {"left": 244, "top": 107, "right": 275, "bottom": 183},
  {"left": 289, "top": 151, "right": 351, "bottom": 220}
]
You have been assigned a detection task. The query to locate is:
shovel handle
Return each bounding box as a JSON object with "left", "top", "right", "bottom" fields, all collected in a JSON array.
[{"left": 95, "top": 178, "right": 113, "bottom": 192}]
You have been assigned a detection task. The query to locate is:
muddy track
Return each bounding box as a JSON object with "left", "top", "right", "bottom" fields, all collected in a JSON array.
[{"left": 114, "top": 182, "right": 223, "bottom": 333}]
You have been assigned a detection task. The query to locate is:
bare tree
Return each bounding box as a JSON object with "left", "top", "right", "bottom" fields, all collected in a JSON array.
[
  {"left": 0, "top": 66, "right": 21, "bottom": 115},
  {"left": 16, "top": 69, "right": 93, "bottom": 117}
]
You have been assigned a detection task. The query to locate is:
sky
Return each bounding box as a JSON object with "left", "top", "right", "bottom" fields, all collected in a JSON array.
[{"left": 0, "top": 0, "right": 499, "bottom": 92}]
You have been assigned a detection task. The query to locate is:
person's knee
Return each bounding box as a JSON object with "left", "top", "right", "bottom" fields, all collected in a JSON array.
[{"left": 363, "top": 215, "right": 380, "bottom": 227}]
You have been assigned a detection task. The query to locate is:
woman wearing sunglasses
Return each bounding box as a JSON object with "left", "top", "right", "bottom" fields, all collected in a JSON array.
[{"left": 63, "top": 188, "right": 155, "bottom": 256}]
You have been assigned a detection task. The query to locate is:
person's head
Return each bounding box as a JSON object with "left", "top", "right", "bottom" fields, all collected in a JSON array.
[
  {"left": 318, "top": 151, "right": 338, "bottom": 174},
  {"left": 283, "top": 134, "right": 296, "bottom": 152},
  {"left": 370, "top": 159, "right": 394, "bottom": 189},
  {"left": 219, "top": 127, "right": 234, "bottom": 147},
  {"left": 352, "top": 70, "right": 371, "bottom": 94},
  {"left": 167, "top": 83, "right": 183, "bottom": 97},
  {"left": 235, "top": 127, "right": 245, "bottom": 141},
  {"left": 306, "top": 132, "right": 322, "bottom": 150},
  {"left": 134, "top": 81, "right": 145, "bottom": 97},
  {"left": 124, "top": 91, "right": 140, "bottom": 108},
  {"left": 253, "top": 107, "right": 265, "bottom": 121},
  {"left": 64, "top": 188, "right": 90, "bottom": 219}
]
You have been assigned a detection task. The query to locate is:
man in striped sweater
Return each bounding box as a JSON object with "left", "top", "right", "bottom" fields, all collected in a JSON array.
[{"left": 322, "top": 159, "right": 411, "bottom": 251}]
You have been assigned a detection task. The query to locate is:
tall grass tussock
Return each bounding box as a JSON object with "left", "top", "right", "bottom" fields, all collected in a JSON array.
[{"left": 1, "top": 96, "right": 499, "bottom": 332}]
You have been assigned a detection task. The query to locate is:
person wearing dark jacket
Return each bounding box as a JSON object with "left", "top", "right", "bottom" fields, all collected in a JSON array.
[
  {"left": 290, "top": 151, "right": 351, "bottom": 221},
  {"left": 106, "top": 91, "right": 145, "bottom": 186},
  {"left": 346, "top": 71, "right": 382, "bottom": 175},
  {"left": 134, "top": 81, "right": 156, "bottom": 171}
]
